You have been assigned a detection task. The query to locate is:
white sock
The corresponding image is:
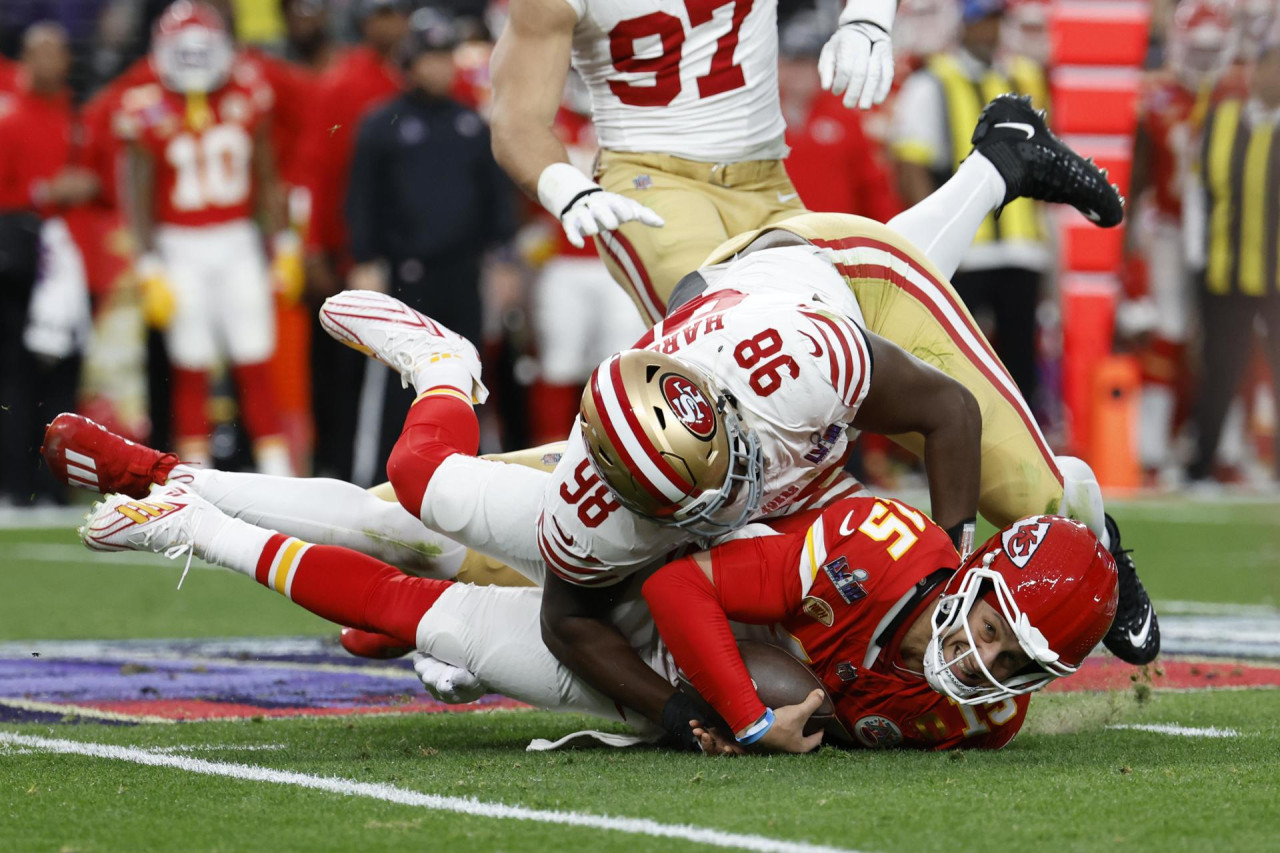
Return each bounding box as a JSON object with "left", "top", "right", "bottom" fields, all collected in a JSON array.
[
  {"left": 183, "top": 467, "right": 465, "bottom": 576},
  {"left": 411, "top": 360, "right": 473, "bottom": 398},
  {"left": 888, "top": 154, "right": 1006, "bottom": 280},
  {"left": 193, "top": 506, "right": 277, "bottom": 577}
]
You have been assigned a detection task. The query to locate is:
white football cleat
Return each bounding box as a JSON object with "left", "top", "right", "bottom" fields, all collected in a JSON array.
[
  {"left": 318, "top": 291, "right": 487, "bottom": 403},
  {"left": 79, "top": 485, "right": 216, "bottom": 588}
]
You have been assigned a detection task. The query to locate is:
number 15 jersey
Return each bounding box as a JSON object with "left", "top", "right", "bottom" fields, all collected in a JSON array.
[
  {"left": 563, "top": 0, "right": 785, "bottom": 162},
  {"left": 538, "top": 245, "right": 873, "bottom": 586}
]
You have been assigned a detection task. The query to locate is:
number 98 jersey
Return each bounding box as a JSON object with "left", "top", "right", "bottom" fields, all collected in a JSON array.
[
  {"left": 537, "top": 246, "right": 873, "bottom": 587},
  {"left": 564, "top": 0, "right": 786, "bottom": 162},
  {"left": 116, "top": 73, "right": 269, "bottom": 227}
]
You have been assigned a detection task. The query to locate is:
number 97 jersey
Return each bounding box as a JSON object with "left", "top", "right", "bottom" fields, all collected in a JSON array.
[
  {"left": 117, "top": 75, "right": 268, "bottom": 227},
  {"left": 564, "top": 0, "right": 785, "bottom": 162}
]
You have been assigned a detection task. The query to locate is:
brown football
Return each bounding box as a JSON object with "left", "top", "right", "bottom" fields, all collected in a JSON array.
[{"left": 677, "top": 640, "right": 836, "bottom": 738}]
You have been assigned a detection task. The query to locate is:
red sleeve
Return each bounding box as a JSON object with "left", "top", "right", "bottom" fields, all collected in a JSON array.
[{"left": 642, "top": 533, "right": 803, "bottom": 733}]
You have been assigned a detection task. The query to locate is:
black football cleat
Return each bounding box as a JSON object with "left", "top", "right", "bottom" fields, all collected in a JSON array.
[
  {"left": 1101, "top": 513, "right": 1160, "bottom": 664},
  {"left": 970, "top": 93, "right": 1125, "bottom": 228}
]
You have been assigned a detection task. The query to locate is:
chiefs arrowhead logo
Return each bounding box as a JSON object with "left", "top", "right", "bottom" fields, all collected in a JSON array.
[
  {"left": 1001, "top": 517, "right": 1051, "bottom": 569},
  {"left": 660, "top": 373, "right": 716, "bottom": 440}
]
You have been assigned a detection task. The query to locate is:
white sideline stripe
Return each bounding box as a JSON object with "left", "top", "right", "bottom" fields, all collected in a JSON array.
[
  {"left": 0, "top": 733, "right": 864, "bottom": 853},
  {"left": 1107, "top": 724, "right": 1242, "bottom": 738}
]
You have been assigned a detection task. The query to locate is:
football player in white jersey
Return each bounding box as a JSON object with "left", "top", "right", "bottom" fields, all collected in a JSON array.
[{"left": 490, "top": 0, "right": 899, "bottom": 323}]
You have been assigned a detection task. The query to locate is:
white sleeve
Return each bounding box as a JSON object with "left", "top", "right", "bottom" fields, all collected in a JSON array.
[
  {"left": 420, "top": 454, "right": 550, "bottom": 584},
  {"left": 536, "top": 432, "right": 684, "bottom": 587},
  {"left": 890, "top": 71, "right": 949, "bottom": 172}
]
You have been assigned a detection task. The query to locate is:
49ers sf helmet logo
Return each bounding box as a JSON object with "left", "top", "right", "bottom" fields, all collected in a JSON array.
[
  {"left": 1001, "top": 516, "right": 1051, "bottom": 569},
  {"left": 660, "top": 374, "right": 716, "bottom": 440}
]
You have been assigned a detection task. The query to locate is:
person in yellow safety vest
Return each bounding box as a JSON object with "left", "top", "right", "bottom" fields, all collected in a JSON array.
[
  {"left": 1183, "top": 36, "right": 1280, "bottom": 486},
  {"left": 888, "top": 0, "right": 1051, "bottom": 410}
]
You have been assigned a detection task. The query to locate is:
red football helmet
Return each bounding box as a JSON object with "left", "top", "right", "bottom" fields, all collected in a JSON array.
[
  {"left": 152, "top": 0, "right": 234, "bottom": 94},
  {"left": 1168, "top": 0, "right": 1238, "bottom": 91},
  {"left": 924, "top": 515, "right": 1119, "bottom": 704}
]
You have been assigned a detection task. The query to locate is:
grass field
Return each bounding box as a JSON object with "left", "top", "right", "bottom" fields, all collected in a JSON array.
[{"left": 2, "top": 498, "right": 1279, "bottom": 852}]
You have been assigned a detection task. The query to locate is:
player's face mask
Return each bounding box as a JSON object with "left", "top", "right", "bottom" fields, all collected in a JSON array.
[
  {"left": 154, "top": 26, "right": 233, "bottom": 93},
  {"left": 924, "top": 516, "right": 1119, "bottom": 705}
]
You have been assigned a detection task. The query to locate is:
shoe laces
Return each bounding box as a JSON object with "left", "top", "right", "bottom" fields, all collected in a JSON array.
[{"left": 126, "top": 507, "right": 198, "bottom": 590}]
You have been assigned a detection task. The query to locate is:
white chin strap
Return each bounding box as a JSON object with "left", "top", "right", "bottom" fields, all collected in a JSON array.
[{"left": 924, "top": 553, "right": 1073, "bottom": 706}]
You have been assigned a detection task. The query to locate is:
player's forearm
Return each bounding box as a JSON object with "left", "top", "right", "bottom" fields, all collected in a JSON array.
[
  {"left": 539, "top": 573, "right": 676, "bottom": 724},
  {"left": 540, "top": 610, "right": 677, "bottom": 724},
  {"left": 644, "top": 557, "right": 767, "bottom": 734},
  {"left": 488, "top": 0, "right": 577, "bottom": 200},
  {"left": 839, "top": 0, "right": 897, "bottom": 30},
  {"left": 919, "top": 382, "right": 981, "bottom": 533},
  {"left": 491, "top": 111, "right": 573, "bottom": 201}
]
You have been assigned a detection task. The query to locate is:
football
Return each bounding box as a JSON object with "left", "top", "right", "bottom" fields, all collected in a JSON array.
[{"left": 677, "top": 640, "right": 835, "bottom": 738}]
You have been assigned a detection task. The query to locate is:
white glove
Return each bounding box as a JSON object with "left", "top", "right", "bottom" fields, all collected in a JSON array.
[
  {"left": 819, "top": 0, "right": 897, "bottom": 110},
  {"left": 413, "top": 653, "right": 486, "bottom": 704},
  {"left": 537, "top": 162, "right": 664, "bottom": 249}
]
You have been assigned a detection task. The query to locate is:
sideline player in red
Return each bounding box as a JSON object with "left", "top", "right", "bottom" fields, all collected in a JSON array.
[
  {"left": 118, "top": 1, "right": 293, "bottom": 475},
  {"left": 73, "top": 480, "right": 1115, "bottom": 753}
]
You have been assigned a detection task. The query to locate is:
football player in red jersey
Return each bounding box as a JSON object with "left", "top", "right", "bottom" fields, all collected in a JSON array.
[
  {"left": 644, "top": 500, "right": 1117, "bottom": 752},
  {"left": 73, "top": 480, "right": 1115, "bottom": 752},
  {"left": 119, "top": 1, "right": 293, "bottom": 476}
]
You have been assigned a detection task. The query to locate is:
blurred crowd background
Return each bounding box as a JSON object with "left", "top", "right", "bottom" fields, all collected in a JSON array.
[{"left": 1, "top": 0, "right": 1277, "bottom": 508}]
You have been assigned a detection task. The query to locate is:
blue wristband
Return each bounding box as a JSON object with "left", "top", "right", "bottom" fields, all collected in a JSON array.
[{"left": 736, "top": 708, "right": 776, "bottom": 745}]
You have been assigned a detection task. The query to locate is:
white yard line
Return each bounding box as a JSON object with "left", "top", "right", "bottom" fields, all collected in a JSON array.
[
  {"left": 1106, "top": 724, "right": 1242, "bottom": 738},
  {"left": 0, "top": 732, "right": 864, "bottom": 853}
]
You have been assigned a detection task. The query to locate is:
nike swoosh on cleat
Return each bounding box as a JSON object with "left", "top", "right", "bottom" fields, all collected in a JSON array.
[
  {"left": 1083, "top": 208, "right": 1102, "bottom": 223},
  {"left": 1128, "top": 607, "right": 1153, "bottom": 648},
  {"left": 993, "top": 121, "right": 1036, "bottom": 139}
]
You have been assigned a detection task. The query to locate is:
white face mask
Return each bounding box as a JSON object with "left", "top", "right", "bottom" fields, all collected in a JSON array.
[
  {"left": 923, "top": 553, "right": 1070, "bottom": 706},
  {"left": 156, "top": 28, "right": 233, "bottom": 93}
]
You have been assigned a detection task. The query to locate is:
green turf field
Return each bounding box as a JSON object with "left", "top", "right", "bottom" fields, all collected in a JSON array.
[{"left": 2, "top": 498, "right": 1278, "bottom": 852}]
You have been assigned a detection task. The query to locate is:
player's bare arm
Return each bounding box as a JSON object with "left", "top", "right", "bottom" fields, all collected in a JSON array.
[
  {"left": 851, "top": 331, "right": 981, "bottom": 539},
  {"left": 539, "top": 572, "right": 686, "bottom": 734},
  {"left": 490, "top": 0, "right": 662, "bottom": 248}
]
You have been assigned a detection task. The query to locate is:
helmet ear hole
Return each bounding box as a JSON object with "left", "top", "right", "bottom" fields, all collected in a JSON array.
[
  {"left": 652, "top": 408, "right": 667, "bottom": 430},
  {"left": 645, "top": 364, "right": 660, "bottom": 382}
]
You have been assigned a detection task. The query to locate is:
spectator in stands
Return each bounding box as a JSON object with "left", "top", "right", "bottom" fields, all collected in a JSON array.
[
  {"left": 778, "top": 11, "right": 901, "bottom": 221},
  {"left": 889, "top": 0, "right": 1051, "bottom": 406},
  {"left": 1184, "top": 35, "right": 1280, "bottom": 486},
  {"left": 345, "top": 7, "right": 516, "bottom": 482},
  {"left": 301, "top": 0, "right": 408, "bottom": 480},
  {"left": 0, "top": 22, "right": 76, "bottom": 505}
]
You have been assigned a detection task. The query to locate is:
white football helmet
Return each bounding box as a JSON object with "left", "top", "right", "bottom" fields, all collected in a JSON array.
[
  {"left": 152, "top": 0, "right": 234, "bottom": 94},
  {"left": 579, "top": 349, "right": 763, "bottom": 538}
]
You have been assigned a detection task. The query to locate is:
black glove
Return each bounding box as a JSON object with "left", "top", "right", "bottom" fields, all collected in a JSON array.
[{"left": 660, "top": 691, "right": 703, "bottom": 752}]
